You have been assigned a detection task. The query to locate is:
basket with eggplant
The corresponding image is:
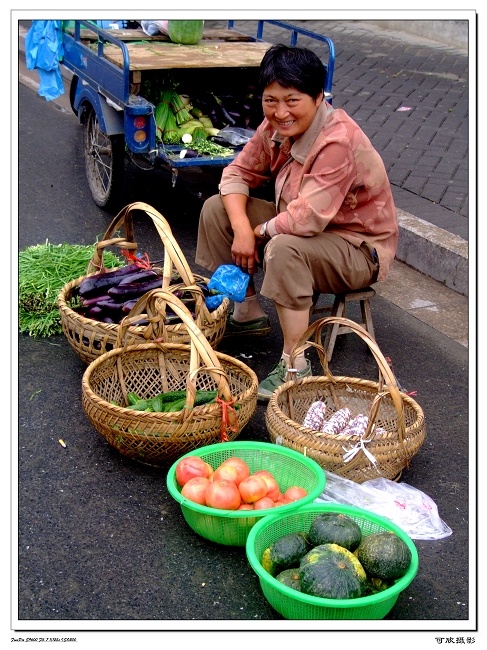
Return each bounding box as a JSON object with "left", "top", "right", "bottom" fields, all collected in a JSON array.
[{"left": 58, "top": 201, "right": 229, "bottom": 364}]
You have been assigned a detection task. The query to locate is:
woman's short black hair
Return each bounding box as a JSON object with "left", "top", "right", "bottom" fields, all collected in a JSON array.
[{"left": 258, "top": 44, "right": 325, "bottom": 99}]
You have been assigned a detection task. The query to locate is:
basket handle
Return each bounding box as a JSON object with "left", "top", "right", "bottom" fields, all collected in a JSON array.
[
  {"left": 116, "top": 289, "right": 236, "bottom": 422},
  {"left": 168, "top": 283, "right": 215, "bottom": 329},
  {"left": 289, "top": 316, "right": 406, "bottom": 441},
  {"left": 86, "top": 202, "right": 196, "bottom": 288}
]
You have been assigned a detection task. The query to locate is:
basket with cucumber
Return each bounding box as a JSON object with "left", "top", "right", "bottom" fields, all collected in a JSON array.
[
  {"left": 58, "top": 201, "right": 229, "bottom": 364},
  {"left": 81, "top": 288, "right": 258, "bottom": 466}
]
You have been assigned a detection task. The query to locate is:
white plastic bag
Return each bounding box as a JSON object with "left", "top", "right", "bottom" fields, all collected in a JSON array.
[
  {"left": 214, "top": 126, "right": 256, "bottom": 146},
  {"left": 141, "top": 20, "right": 169, "bottom": 36},
  {"left": 315, "top": 471, "right": 452, "bottom": 540}
]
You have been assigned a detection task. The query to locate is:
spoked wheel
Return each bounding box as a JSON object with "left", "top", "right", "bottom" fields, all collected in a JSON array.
[{"left": 83, "top": 107, "right": 125, "bottom": 210}]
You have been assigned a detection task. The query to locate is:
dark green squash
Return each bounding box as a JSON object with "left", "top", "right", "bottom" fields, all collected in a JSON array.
[
  {"left": 275, "top": 568, "right": 302, "bottom": 592},
  {"left": 363, "top": 575, "right": 395, "bottom": 596},
  {"left": 299, "top": 543, "right": 367, "bottom": 599},
  {"left": 167, "top": 20, "right": 204, "bottom": 45},
  {"left": 261, "top": 532, "right": 310, "bottom": 577},
  {"left": 308, "top": 512, "right": 362, "bottom": 552},
  {"left": 357, "top": 531, "right": 412, "bottom": 580}
]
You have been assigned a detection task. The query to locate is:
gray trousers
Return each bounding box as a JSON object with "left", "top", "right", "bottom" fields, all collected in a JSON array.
[{"left": 196, "top": 195, "right": 379, "bottom": 311}]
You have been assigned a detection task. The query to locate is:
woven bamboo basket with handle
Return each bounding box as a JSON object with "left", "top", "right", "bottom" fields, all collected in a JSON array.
[
  {"left": 58, "top": 201, "right": 229, "bottom": 364},
  {"left": 265, "top": 317, "right": 426, "bottom": 483},
  {"left": 81, "top": 289, "right": 258, "bottom": 467}
]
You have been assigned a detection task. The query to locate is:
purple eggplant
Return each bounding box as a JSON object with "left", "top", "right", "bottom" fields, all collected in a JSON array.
[
  {"left": 121, "top": 299, "right": 139, "bottom": 313},
  {"left": 95, "top": 298, "right": 126, "bottom": 313},
  {"left": 117, "top": 269, "right": 159, "bottom": 286},
  {"left": 78, "top": 263, "right": 142, "bottom": 299},
  {"left": 86, "top": 305, "right": 104, "bottom": 319},
  {"left": 80, "top": 293, "right": 112, "bottom": 307},
  {"left": 105, "top": 276, "right": 164, "bottom": 301}
]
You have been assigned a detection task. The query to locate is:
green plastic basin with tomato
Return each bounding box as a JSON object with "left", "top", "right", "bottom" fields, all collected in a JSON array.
[{"left": 166, "top": 441, "right": 327, "bottom": 546}]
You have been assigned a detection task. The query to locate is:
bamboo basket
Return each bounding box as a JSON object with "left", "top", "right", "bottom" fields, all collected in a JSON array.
[
  {"left": 265, "top": 317, "right": 426, "bottom": 483},
  {"left": 81, "top": 289, "right": 258, "bottom": 467},
  {"left": 58, "top": 201, "right": 229, "bottom": 364}
]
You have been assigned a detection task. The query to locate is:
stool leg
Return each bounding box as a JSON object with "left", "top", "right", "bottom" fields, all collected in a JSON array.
[
  {"left": 323, "top": 295, "right": 345, "bottom": 362},
  {"left": 360, "top": 299, "right": 375, "bottom": 340},
  {"left": 310, "top": 290, "right": 320, "bottom": 317}
]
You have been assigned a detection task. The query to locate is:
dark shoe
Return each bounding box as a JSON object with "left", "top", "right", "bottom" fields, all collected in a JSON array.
[
  {"left": 223, "top": 314, "right": 271, "bottom": 338},
  {"left": 257, "top": 359, "right": 312, "bottom": 401}
]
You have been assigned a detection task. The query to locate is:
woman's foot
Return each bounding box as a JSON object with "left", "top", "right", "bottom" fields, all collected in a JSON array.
[
  {"left": 224, "top": 314, "right": 271, "bottom": 338},
  {"left": 257, "top": 359, "right": 312, "bottom": 400}
]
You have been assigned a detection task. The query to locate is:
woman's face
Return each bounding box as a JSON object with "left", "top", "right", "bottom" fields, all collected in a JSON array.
[{"left": 262, "top": 81, "right": 323, "bottom": 139}]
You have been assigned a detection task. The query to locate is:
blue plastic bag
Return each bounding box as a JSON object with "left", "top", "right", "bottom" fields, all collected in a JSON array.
[
  {"left": 25, "top": 20, "right": 65, "bottom": 101},
  {"left": 205, "top": 294, "right": 225, "bottom": 310},
  {"left": 207, "top": 265, "right": 250, "bottom": 303}
]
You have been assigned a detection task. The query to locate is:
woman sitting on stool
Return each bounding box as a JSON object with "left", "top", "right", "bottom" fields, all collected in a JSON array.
[{"left": 196, "top": 44, "right": 398, "bottom": 400}]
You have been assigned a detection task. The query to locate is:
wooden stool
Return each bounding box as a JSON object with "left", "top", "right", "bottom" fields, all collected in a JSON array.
[{"left": 311, "top": 287, "right": 376, "bottom": 362}]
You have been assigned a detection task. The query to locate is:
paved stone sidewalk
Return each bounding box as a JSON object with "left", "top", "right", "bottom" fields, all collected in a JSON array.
[{"left": 207, "top": 19, "right": 469, "bottom": 241}]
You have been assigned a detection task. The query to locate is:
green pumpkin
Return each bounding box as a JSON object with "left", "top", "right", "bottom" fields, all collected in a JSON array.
[
  {"left": 275, "top": 568, "right": 302, "bottom": 592},
  {"left": 261, "top": 532, "right": 310, "bottom": 577},
  {"left": 167, "top": 20, "right": 204, "bottom": 45},
  {"left": 363, "top": 575, "right": 395, "bottom": 596},
  {"left": 308, "top": 512, "right": 362, "bottom": 552},
  {"left": 357, "top": 531, "right": 412, "bottom": 580},
  {"left": 299, "top": 543, "right": 367, "bottom": 599}
]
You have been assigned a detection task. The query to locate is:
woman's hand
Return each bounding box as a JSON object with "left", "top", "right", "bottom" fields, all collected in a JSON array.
[
  {"left": 231, "top": 225, "right": 258, "bottom": 274},
  {"left": 222, "top": 193, "right": 262, "bottom": 275}
]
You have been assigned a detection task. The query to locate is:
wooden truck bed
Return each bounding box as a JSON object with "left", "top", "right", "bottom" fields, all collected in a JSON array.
[{"left": 75, "top": 27, "right": 271, "bottom": 71}]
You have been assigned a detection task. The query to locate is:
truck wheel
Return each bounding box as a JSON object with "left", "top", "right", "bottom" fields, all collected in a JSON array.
[{"left": 83, "top": 107, "right": 125, "bottom": 210}]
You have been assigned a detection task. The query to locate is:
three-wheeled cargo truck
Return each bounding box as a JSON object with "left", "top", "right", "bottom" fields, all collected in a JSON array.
[{"left": 61, "top": 20, "right": 335, "bottom": 209}]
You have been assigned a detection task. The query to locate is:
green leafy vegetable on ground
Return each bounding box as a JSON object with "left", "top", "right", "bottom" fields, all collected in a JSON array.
[{"left": 19, "top": 240, "right": 123, "bottom": 338}]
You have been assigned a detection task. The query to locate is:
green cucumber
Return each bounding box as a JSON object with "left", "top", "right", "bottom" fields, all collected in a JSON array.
[
  {"left": 127, "top": 392, "right": 141, "bottom": 406},
  {"left": 166, "top": 390, "right": 218, "bottom": 412},
  {"left": 128, "top": 399, "right": 153, "bottom": 411},
  {"left": 193, "top": 390, "right": 218, "bottom": 406},
  {"left": 152, "top": 394, "right": 165, "bottom": 412},
  {"left": 166, "top": 397, "right": 188, "bottom": 413}
]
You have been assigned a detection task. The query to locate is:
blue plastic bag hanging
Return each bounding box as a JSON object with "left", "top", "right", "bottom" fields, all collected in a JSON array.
[
  {"left": 25, "top": 20, "right": 65, "bottom": 101},
  {"left": 207, "top": 265, "right": 250, "bottom": 303}
]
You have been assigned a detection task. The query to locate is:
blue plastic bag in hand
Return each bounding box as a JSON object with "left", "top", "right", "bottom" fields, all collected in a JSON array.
[
  {"left": 207, "top": 265, "right": 250, "bottom": 303},
  {"left": 205, "top": 294, "right": 225, "bottom": 310}
]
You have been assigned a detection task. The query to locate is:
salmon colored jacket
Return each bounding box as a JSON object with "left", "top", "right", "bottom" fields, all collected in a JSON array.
[{"left": 219, "top": 101, "right": 398, "bottom": 281}]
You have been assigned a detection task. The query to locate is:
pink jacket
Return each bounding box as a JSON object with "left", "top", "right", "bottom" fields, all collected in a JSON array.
[{"left": 219, "top": 101, "right": 398, "bottom": 281}]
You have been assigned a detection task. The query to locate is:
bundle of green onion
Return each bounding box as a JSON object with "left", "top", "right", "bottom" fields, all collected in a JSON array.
[{"left": 19, "top": 241, "right": 123, "bottom": 337}]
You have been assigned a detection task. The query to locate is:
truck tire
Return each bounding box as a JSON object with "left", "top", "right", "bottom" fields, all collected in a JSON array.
[{"left": 83, "top": 106, "right": 125, "bottom": 210}]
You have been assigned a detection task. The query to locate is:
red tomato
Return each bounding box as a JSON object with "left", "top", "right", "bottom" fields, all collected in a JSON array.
[
  {"left": 274, "top": 499, "right": 292, "bottom": 508},
  {"left": 253, "top": 496, "right": 275, "bottom": 510},
  {"left": 220, "top": 457, "right": 251, "bottom": 485},
  {"left": 237, "top": 503, "right": 254, "bottom": 511},
  {"left": 175, "top": 456, "right": 211, "bottom": 487},
  {"left": 238, "top": 475, "right": 268, "bottom": 504},
  {"left": 253, "top": 471, "right": 281, "bottom": 501},
  {"left": 181, "top": 476, "right": 211, "bottom": 505},
  {"left": 284, "top": 486, "right": 309, "bottom": 502},
  {"left": 204, "top": 461, "right": 214, "bottom": 480},
  {"left": 205, "top": 480, "right": 242, "bottom": 510},
  {"left": 253, "top": 469, "right": 274, "bottom": 479},
  {"left": 275, "top": 496, "right": 292, "bottom": 507},
  {"left": 212, "top": 463, "right": 240, "bottom": 484}
]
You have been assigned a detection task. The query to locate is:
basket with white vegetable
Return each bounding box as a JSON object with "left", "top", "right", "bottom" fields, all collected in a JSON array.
[{"left": 265, "top": 317, "right": 426, "bottom": 484}]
